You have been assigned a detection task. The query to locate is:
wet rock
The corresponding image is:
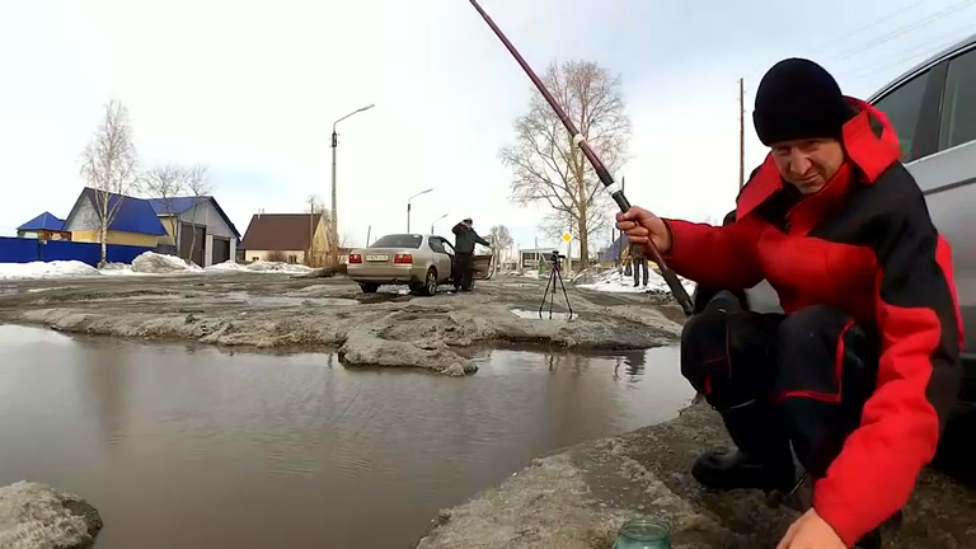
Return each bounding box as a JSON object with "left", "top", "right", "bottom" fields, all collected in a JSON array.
[
  {"left": 442, "top": 363, "right": 466, "bottom": 377},
  {"left": 415, "top": 401, "right": 976, "bottom": 548},
  {"left": 0, "top": 481, "right": 103, "bottom": 549}
]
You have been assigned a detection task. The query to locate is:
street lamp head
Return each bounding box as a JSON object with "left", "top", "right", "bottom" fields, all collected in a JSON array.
[{"left": 358, "top": 104, "right": 375, "bottom": 113}]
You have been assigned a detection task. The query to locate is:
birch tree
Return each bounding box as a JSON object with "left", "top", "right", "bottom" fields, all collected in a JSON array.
[
  {"left": 500, "top": 59, "right": 631, "bottom": 270},
  {"left": 80, "top": 99, "right": 139, "bottom": 267}
]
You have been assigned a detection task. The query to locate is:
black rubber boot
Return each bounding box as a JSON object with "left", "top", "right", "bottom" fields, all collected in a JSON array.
[
  {"left": 853, "top": 528, "right": 881, "bottom": 549},
  {"left": 691, "top": 402, "right": 795, "bottom": 493}
]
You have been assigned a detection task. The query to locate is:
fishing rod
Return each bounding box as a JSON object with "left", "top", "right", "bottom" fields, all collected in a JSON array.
[{"left": 467, "top": 0, "right": 694, "bottom": 316}]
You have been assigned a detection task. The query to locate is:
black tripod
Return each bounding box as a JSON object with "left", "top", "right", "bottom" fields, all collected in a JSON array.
[{"left": 539, "top": 251, "right": 573, "bottom": 320}]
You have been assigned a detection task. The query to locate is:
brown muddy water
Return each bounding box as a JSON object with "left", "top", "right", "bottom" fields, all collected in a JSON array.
[{"left": 0, "top": 324, "right": 694, "bottom": 549}]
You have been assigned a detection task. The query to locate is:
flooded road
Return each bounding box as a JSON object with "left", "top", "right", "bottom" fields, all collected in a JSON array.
[{"left": 0, "top": 324, "right": 694, "bottom": 549}]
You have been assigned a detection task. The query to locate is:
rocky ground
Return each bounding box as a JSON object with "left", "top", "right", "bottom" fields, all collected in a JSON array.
[
  {"left": 0, "top": 482, "right": 103, "bottom": 549},
  {"left": 413, "top": 401, "right": 976, "bottom": 549},
  {"left": 0, "top": 272, "right": 687, "bottom": 375}
]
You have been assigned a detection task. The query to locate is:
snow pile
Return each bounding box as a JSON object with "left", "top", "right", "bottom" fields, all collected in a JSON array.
[
  {"left": 205, "top": 261, "right": 248, "bottom": 272},
  {"left": 97, "top": 262, "right": 141, "bottom": 276},
  {"left": 131, "top": 252, "right": 203, "bottom": 274},
  {"left": 238, "top": 261, "right": 314, "bottom": 274},
  {"left": 206, "top": 260, "right": 314, "bottom": 274},
  {"left": 0, "top": 261, "right": 98, "bottom": 280},
  {"left": 577, "top": 267, "right": 697, "bottom": 295}
]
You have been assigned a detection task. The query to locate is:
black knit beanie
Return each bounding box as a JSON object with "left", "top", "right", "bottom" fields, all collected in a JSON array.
[{"left": 753, "top": 58, "right": 854, "bottom": 146}]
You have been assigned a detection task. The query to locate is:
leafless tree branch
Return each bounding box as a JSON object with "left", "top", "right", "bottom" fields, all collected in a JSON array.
[
  {"left": 499, "top": 59, "right": 632, "bottom": 269},
  {"left": 79, "top": 98, "right": 139, "bottom": 267}
]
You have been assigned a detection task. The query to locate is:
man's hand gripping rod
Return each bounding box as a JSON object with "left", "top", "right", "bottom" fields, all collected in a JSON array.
[{"left": 468, "top": 0, "right": 695, "bottom": 316}]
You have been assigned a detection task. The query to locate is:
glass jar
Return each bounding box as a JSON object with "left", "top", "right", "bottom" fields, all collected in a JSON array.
[{"left": 612, "top": 517, "right": 671, "bottom": 549}]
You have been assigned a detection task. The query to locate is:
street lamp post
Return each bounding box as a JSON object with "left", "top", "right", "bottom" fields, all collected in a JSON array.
[
  {"left": 406, "top": 188, "right": 433, "bottom": 233},
  {"left": 331, "top": 103, "right": 375, "bottom": 249},
  {"left": 431, "top": 213, "right": 448, "bottom": 235}
]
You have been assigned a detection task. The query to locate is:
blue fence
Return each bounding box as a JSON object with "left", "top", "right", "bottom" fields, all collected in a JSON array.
[{"left": 0, "top": 237, "right": 153, "bottom": 266}]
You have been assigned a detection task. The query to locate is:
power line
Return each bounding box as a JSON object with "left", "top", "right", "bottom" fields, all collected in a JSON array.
[
  {"left": 827, "top": 0, "right": 976, "bottom": 61},
  {"left": 846, "top": 26, "right": 975, "bottom": 78},
  {"left": 806, "top": 0, "right": 931, "bottom": 53},
  {"left": 740, "top": 0, "right": 948, "bottom": 85}
]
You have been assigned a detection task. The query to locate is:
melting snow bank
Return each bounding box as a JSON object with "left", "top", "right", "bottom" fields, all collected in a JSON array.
[
  {"left": 131, "top": 252, "right": 203, "bottom": 274},
  {"left": 0, "top": 253, "right": 316, "bottom": 280},
  {"left": 0, "top": 481, "right": 103, "bottom": 549},
  {"left": 207, "top": 260, "right": 314, "bottom": 274},
  {"left": 0, "top": 261, "right": 98, "bottom": 280},
  {"left": 577, "top": 268, "right": 697, "bottom": 296},
  {"left": 414, "top": 400, "right": 976, "bottom": 548}
]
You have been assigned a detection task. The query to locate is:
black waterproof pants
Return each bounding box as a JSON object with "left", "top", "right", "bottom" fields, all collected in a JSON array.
[
  {"left": 455, "top": 252, "right": 474, "bottom": 290},
  {"left": 681, "top": 291, "right": 879, "bottom": 480},
  {"left": 632, "top": 256, "right": 649, "bottom": 286}
]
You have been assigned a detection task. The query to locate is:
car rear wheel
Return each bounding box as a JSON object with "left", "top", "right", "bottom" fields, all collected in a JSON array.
[
  {"left": 421, "top": 268, "right": 438, "bottom": 296},
  {"left": 359, "top": 283, "right": 379, "bottom": 293}
]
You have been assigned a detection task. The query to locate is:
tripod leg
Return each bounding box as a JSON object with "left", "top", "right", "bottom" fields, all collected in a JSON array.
[
  {"left": 556, "top": 269, "right": 572, "bottom": 320},
  {"left": 548, "top": 271, "right": 556, "bottom": 319},
  {"left": 539, "top": 268, "right": 554, "bottom": 319}
]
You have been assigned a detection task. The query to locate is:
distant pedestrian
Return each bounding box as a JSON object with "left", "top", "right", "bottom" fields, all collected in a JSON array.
[
  {"left": 630, "top": 242, "right": 649, "bottom": 287},
  {"left": 451, "top": 218, "right": 490, "bottom": 291}
]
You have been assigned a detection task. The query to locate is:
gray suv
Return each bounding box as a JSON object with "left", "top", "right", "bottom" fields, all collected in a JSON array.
[{"left": 867, "top": 33, "right": 976, "bottom": 403}]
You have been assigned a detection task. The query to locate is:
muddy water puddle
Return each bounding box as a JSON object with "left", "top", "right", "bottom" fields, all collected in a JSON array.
[{"left": 0, "top": 324, "right": 693, "bottom": 549}]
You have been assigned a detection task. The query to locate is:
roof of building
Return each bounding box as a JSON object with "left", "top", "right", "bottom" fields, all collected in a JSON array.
[
  {"left": 146, "top": 196, "right": 241, "bottom": 239},
  {"left": 146, "top": 196, "right": 207, "bottom": 216},
  {"left": 240, "top": 213, "right": 324, "bottom": 251},
  {"left": 18, "top": 211, "right": 65, "bottom": 232},
  {"left": 68, "top": 188, "right": 169, "bottom": 236}
]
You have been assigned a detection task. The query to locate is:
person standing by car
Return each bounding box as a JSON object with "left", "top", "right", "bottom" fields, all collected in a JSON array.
[{"left": 452, "top": 218, "right": 490, "bottom": 291}]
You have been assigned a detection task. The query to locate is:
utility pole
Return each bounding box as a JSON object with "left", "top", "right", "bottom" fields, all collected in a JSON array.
[
  {"left": 739, "top": 78, "right": 745, "bottom": 190},
  {"left": 331, "top": 104, "right": 375, "bottom": 260}
]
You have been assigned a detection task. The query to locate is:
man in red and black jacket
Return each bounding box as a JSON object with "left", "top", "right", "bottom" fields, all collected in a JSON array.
[{"left": 617, "top": 58, "right": 963, "bottom": 549}]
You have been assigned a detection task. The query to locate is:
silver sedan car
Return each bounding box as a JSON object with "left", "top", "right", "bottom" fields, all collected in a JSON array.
[{"left": 347, "top": 233, "right": 492, "bottom": 295}]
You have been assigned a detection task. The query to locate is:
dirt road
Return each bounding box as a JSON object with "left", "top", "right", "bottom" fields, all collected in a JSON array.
[{"left": 0, "top": 273, "right": 687, "bottom": 375}]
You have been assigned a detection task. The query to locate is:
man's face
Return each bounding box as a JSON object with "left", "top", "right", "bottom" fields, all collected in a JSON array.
[{"left": 769, "top": 138, "right": 845, "bottom": 194}]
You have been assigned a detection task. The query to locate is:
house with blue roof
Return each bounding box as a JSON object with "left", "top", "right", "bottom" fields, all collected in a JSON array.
[
  {"left": 62, "top": 187, "right": 168, "bottom": 250},
  {"left": 146, "top": 195, "right": 241, "bottom": 266},
  {"left": 16, "top": 211, "right": 71, "bottom": 241}
]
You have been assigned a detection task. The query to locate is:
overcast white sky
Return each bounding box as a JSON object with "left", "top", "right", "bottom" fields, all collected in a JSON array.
[{"left": 1, "top": 0, "right": 973, "bottom": 250}]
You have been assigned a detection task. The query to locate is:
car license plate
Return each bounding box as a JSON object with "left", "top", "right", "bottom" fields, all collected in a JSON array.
[{"left": 366, "top": 254, "right": 389, "bottom": 261}]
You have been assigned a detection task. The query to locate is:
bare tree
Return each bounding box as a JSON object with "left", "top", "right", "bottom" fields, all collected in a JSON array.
[
  {"left": 487, "top": 225, "right": 514, "bottom": 272},
  {"left": 80, "top": 99, "right": 139, "bottom": 267},
  {"left": 305, "top": 194, "right": 328, "bottom": 267},
  {"left": 142, "top": 164, "right": 188, "bottom": 245},
  {"left": 500, "top": 59, "right": 631, "bottom": 271},
  {"left": 184, "top": 164, "right": 212, "bottom": 266}
]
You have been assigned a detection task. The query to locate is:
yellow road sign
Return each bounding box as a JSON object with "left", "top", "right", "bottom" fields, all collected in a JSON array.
[{"left": 562, "top": 233, "right": 572, "bottom": 242}]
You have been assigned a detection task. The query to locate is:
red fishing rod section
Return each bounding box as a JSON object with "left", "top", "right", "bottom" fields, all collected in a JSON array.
[{"left": 467, "top": 0, "right": 694, "bottom": 315}]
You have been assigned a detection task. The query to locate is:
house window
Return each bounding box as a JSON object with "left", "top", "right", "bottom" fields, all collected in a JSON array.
[
  {"left": 288, "top": 255, "right": 298, "bottom": 264},
  {"left": 938, "top": 48, "right": 976, "bottom": 151},
  {"left": 872, "top": 69, "right": 930, "bottom": 162}
]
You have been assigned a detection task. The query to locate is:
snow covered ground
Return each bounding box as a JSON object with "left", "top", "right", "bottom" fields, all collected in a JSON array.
[
  {"left": 576, "top": 268, "right": 697, "bottom": 296},
  {"left": 0, "top": 260, "right": 99, "bottom": 280},
  {"left": 0, "top": 252, "right": 315, "bottom": 280}
]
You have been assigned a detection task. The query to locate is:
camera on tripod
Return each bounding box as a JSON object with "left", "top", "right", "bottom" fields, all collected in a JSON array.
[
  {"left": 539, "top": 250, "right": 572, "bottom": 319},
  {"left": 548, "top": 250, "right": 563, "bottom": 270}
]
